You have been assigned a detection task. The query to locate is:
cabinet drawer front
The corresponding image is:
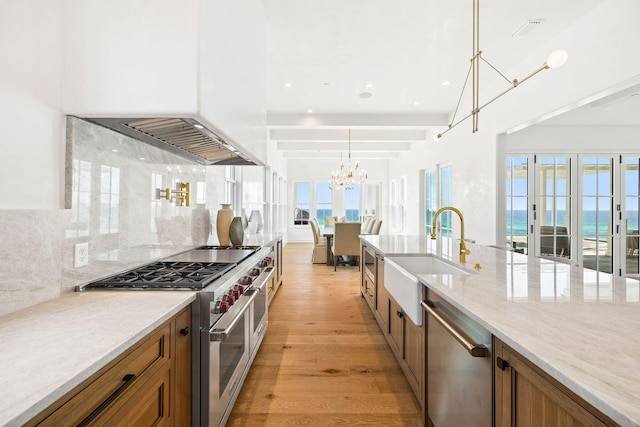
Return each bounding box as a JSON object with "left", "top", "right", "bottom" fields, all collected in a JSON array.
[
  {"left": 95, "top": 366, "right": 171, "bottom": 427},
  {"left": 37, "top": 325, "right": 170, "bottom": 426}
]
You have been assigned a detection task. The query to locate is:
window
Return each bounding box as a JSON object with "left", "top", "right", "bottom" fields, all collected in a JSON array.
[
  {"left": 425, "top": 169, "right": 437, "bottom": 236},
  {"left": 294, "top": 181, "right": 310, "bottom": 225},
  {"left": 345, "top": 184, "right": 360, "bottom": 222},
  {"left": 362, "top": 182, "right": 379, "bottom": 218},
  {"left": 537, "top": 156, "right": 572, "bottom": 259},
  {"left": 506, "top": 157, "right": 529, "bottom": 253},
  {"left": 424, "top": 164, "right": 453, "bottom": 237},
  {"left": 315, "top": 182, "right": 332, "bottom": 225},
  {"left": 100, "top": 165, "right": 120, "bottom": 235}
]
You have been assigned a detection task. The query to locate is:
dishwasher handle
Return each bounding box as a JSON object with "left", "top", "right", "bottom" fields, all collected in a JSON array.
[{"left": 422, "top": 300, "right": 488, "bottom": 358}]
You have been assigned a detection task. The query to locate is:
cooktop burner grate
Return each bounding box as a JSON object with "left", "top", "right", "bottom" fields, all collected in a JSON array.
[{"left": 85, "top": 261, "right": 236, "bottom": 290}]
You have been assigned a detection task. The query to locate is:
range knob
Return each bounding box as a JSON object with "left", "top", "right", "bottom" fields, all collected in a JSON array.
[
  {"left": 236, "top": 284, "right": 245, "bottom": 294},
  {"left": 248, "top": 267, "right": 261, "bottom": 276},
  {"left": 232, "top": 289, "right": 240, "bottom": 299},
  {"left": 238, "top": 276, "right": 253, "bottom": 285},
  {"left": 260, "top": 257, "right": 272, "bottom": 267},
  {"left": 219, "top": 301, "right": 229, "bottom": 313},
  {"left": 226, "top": 294, "right": 235, "bottom": 305}
]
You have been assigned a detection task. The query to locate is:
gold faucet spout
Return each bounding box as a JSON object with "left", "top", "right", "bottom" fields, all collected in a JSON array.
[{"left": 430, "top": 206, "right": 471, "bottom": 263}]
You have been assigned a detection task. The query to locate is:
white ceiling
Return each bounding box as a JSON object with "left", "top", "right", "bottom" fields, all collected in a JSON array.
[{"left": 261, "top": 0, "right": 615, "bottom": 160}]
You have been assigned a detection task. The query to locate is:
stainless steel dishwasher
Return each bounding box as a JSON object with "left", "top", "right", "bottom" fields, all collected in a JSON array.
[{"left": 422, "top": 290, "right": 493, "bottom": 426}]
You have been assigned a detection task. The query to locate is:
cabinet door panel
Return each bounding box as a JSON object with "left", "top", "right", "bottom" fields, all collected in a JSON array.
[
  {"left": 495, "top": 339, "right": 611, "bottom": 427},
  {"left": 388, "top": 299, "right": 403, "bottom": 355}
]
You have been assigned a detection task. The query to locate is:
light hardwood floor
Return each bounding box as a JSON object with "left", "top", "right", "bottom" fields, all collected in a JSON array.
[{"left": 227, "top": 242, "right": 423, "bottom": 426}]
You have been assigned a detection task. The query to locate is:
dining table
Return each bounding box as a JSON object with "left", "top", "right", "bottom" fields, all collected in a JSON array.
[{"left": 322, "top": 225, "right": 334, "bottom": 266}]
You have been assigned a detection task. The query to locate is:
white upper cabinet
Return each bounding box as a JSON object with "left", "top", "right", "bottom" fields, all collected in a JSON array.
[{"left": 61, "top": 0, "right": 267, "bottom": 164}]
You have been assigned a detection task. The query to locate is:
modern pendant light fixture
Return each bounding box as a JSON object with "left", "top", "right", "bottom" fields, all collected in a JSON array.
[
  {"left": 434, "top": 0, "right": 568, "bottom": 140},
  {"left": 329, "top": 129, "right": 368, "bottom": 190}
]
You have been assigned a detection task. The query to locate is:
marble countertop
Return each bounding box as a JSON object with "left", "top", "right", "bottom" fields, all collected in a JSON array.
[
  {"left": 361, "top": 235, "right": 640, "bottom": 426},
  {"left": 0, "top": 291, "right": 196, "bottom": 427}
]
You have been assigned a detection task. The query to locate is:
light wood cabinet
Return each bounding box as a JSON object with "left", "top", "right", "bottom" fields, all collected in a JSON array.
[
  {"left": 388, "top": 297, "right": 423, "bottom": 402},
  {"left": 360, "top": 247, "right": 424, "bottom": 406},
  {"left": 27, "top": 306, "right": 191, "bottom": 427},
  {"left": 494, "top": 337, "right": 614, "bottom": 427}
]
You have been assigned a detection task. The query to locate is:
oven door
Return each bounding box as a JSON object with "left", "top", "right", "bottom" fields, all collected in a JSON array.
[
  {"left": 208, "top": 290, "right": 257, "bottom": 426},
  {"left": 250, "top": 266, "right": 273, "bottom": 357}
]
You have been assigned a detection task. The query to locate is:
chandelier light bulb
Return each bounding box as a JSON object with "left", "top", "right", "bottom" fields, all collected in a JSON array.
[{"left": 545, "top": 50, "right": 568, "bottom": 69}]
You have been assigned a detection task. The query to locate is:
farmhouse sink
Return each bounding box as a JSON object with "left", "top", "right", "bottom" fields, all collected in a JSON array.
[{"left": 384, "top": 255, "right": 473, "bottom": 326}]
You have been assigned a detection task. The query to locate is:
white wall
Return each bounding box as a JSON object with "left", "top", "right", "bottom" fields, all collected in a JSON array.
[{"left": 0, "top": 0, "right": 64, "bottom": 208}]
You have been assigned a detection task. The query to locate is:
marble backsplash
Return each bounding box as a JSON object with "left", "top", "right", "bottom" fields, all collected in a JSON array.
[{"left": 0, "top": 117, "right": 242, "bottom": 316}]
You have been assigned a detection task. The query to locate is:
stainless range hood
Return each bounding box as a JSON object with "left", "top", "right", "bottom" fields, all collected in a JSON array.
[{"left": 84, "top": 117, "right": 257, "bottom": 166}]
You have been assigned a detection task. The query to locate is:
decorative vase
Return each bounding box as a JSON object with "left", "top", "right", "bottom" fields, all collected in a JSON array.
[
  {"left": 229, "top": 217, "right": 244, "bottom": 246},
  {"left": 191, "top": 204, "right": 211, "bottom": 246},
  {"left": 216, "top": 204, "right": 234, "bottom": 246},
  {"left": 241, "top": 208, "right": 249, "bottom": 230},
  {"left": 249, "top": 209, "right": 263, "bottom": 233}
]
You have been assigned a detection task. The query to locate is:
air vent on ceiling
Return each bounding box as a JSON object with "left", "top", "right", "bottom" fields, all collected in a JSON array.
[{"left": 511, "top": 19, "right": 545, "bottom": 38}]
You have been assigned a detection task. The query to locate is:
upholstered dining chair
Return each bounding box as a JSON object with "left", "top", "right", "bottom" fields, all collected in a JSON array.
[
  {"left": 331, "top": 222, "right": 362, "bottom": 271},
  {"left": 365, "top": 217, "right": 376, "bottom": 234},
  {"left": 370, "top": 219, "right": 383, "bottom": 235},
  {"left": 324, "top": 216, "right": 336, "bottom": 227},
  {"left": 310, "top": 218, "right": 327, "bottom": 264},
  {"left": 361, "top": 216, "right": 373, "bottom": 233}
]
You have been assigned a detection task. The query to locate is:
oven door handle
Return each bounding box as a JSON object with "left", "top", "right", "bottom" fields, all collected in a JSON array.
[{"left": 209, "top": 267, "right": 274, "bottom": 341}]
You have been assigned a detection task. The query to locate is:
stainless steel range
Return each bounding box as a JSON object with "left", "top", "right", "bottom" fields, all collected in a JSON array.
[{"left": 78, "top": 245, "right": 274, "bottom": 427}]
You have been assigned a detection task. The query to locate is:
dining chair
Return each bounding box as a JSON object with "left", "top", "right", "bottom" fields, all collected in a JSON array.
[
  {"left": 310, "top": 218, "right": 327, "bottom": 264},
  {"left": 331, "top": 222, "right": 362, "bottom": 271},
  {"left": 361, "top": 217, "right": 372, "bottom": 233},
  {"left": 371, "top": 219, "right": 382, "bottom": 235},
  {"left": 324, "top": 216, "right": 336, "bottom": 227},
  {"left": 365, "top": 217, "right": 376, "bottom": 234}
]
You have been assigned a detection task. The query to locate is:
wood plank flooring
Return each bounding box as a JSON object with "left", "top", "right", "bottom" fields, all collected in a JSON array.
[{"left": 226, "top": 243, "right": 422, "bottom": 426}]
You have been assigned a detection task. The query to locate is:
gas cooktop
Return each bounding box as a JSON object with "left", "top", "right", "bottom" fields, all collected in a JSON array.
[
  {"left": 78, "top": 246, "right": 263, "bottom": 291},
  {"left": 80, "top": 261, "right": 236, "bottom": 290}
]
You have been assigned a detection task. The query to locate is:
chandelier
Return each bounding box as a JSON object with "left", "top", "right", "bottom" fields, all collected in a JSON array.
[
  {"left": 329, "top": 129, "right": 368, "bottom": 190},
  {"left": 434, "top": 0, "right": 568, "bottom": 140}
]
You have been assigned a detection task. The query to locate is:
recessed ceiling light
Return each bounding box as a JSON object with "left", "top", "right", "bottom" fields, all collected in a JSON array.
[
  {"left": 359, "top": 92, "right": 373, "bottom": 99},
  {"left": 413, "top": 101, "right": 421, "bottom": 106},
  {"left": 323, "top": 82, "right": 330, "bottom": 86},
  {"left": 365, "top": 82, "right": 374, "bottom": 88},
  {"left": 284, "top": 82, "right": 292, "bottom": 88},
  {"left": 112, "top": 149, "right": 119, "bottom": 153},
  {"left": 442, "top": 80, "right": 451, "bottom": 86},
  {"left": 193, "top": 124, "right": 204, "bottom": 129},
  {"left": 307, "top": 109, "right": 313, "bottom": 113},
  {"left": 139, "top": 157, "right": 145, "bottom": 161}
]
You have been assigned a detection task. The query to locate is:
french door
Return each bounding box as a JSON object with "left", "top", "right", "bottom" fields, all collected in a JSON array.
[{"left": 506, "top": 153, "right": 640, "bottom": 276}]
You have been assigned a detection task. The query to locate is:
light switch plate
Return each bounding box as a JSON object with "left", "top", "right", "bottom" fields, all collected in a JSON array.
[{"left": 74, "top": 242, "right": 89, "bottom": 268}]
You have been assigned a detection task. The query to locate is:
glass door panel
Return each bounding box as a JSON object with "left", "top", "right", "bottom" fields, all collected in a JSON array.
[
  {"left": 506, "top": 157, "right": 529, "bottom": 254},
  {"left": 624, "top": 157, "right": 640, "bottom": 275},
  {"left": 581, "top": 157, "right": 614, "bottom": 274},
  {"left": 538, "top": 157, "right": 572, "bottom": 260}
]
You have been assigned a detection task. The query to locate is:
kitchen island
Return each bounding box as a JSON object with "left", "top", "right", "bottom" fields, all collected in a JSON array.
[{"left": 361, "top": 234, "right": 640, "bottom": 426}]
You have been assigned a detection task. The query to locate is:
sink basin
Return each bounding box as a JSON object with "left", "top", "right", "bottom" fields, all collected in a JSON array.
[{"left": 384, "top": 255, "right": 472, "bottom": 326}]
